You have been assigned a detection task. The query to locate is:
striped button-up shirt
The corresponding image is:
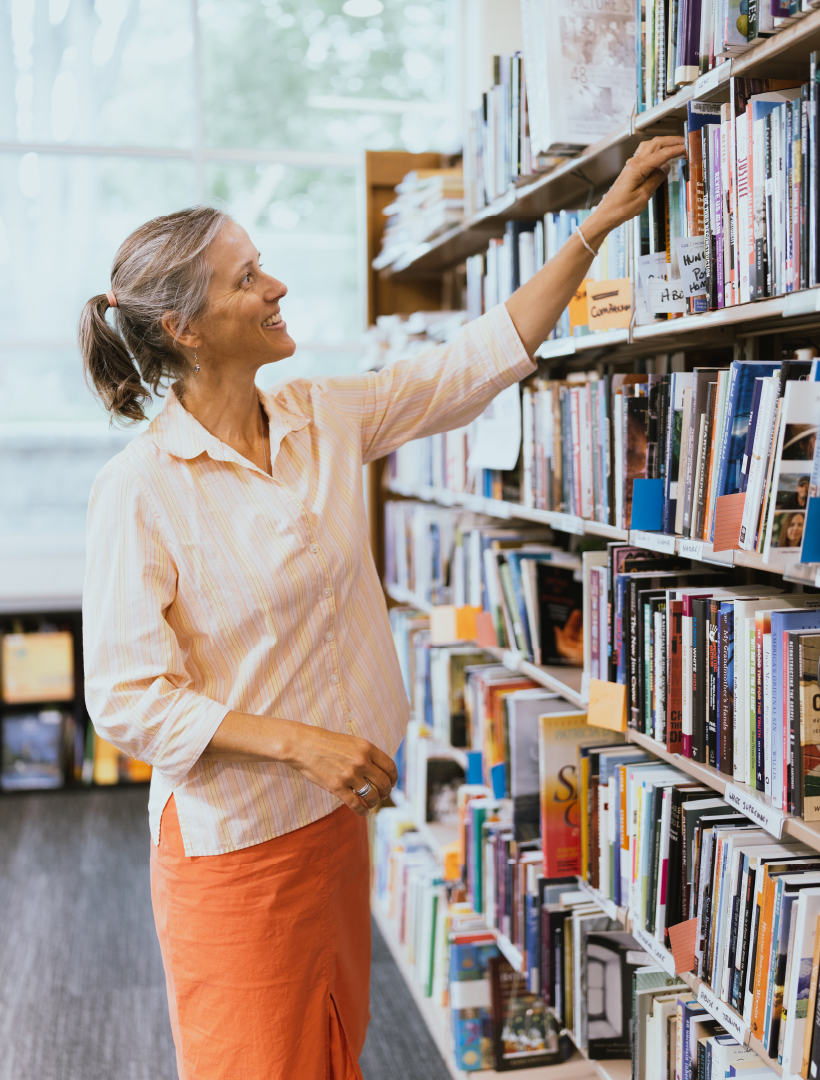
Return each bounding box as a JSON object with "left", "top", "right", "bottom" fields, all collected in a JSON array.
[{"left": 83, "top": 303, "right": 534, "bottom": 856}]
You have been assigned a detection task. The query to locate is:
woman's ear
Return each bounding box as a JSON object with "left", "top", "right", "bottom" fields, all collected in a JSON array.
[{"left": 161, "top": 310, "right": 199, "bottom": 352}]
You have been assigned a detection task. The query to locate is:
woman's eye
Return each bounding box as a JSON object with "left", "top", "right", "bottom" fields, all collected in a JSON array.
[{"left": 242, "top": 273, "right": 252, "bottom": 285}]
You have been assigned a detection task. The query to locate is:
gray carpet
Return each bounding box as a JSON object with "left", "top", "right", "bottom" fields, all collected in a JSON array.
[{"left": 0, "top": 787, "right": 449, "bottom": 1080}]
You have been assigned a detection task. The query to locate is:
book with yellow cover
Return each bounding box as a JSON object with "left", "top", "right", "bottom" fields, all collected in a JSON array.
[{"left": 2, "top": 632, "right": 74, "bottom": 704}]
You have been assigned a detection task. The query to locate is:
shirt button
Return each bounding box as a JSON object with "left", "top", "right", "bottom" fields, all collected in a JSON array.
[
  {"left": 324, "top": 587, "right": 332, "bottom": 598},
  {"left": 310, "top": 543, "right": 319, "bottom": 554},
  {"left": 330, "top": 674, "right": 340, "bottom": 685},
  {"left": 325, "top": 631, "right": 334, "bottom": 642}
]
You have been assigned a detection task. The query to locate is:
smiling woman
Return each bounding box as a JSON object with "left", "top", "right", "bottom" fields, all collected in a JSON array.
[{"left": 76, "top": 135, "right": 684, "bottom": 1080}]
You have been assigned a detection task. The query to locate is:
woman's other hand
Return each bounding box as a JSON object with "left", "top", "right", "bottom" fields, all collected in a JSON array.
[{"left": 281, "top": 724, "right": 398, "bottom": 816}]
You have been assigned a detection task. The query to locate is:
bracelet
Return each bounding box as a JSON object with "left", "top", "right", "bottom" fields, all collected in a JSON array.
[{"left": 575, "top": 224, "right": 599, "bottom": 257}]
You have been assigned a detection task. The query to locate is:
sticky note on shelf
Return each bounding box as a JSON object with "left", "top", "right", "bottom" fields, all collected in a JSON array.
[
  {"left": 630, "top": 478, "right": 664, "bottom": 531},
  {"left": 587, "top": 679, "right": 627, "bottom": 733},
  {"left": 712, "top": 491, "right": 746, "bottom": 552},
  {"left": 587, "top": 278, "right": 632, "bottom": 331},
  {"left": 668, "top": 918, "right": 697, "bottom": 973},
  {"left": 475, "top": 610, "right": 499, "bottom": 648},
  {"left": 569, "top": 278, "right": 592, "bottom": 332}
]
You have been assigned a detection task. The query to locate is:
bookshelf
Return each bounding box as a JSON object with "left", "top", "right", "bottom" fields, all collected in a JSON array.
[{"left": 367, "top": 7, "right": 820, "bottom": 1075}]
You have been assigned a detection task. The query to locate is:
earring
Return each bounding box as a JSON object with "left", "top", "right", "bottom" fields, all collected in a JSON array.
[{"left": 194, "top": 347, "right": 200, "bottom": 374}]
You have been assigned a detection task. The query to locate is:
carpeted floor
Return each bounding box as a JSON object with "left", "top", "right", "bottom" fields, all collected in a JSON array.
[{"left": 0, "top": 787, "right": 450, "bottom": 1080}]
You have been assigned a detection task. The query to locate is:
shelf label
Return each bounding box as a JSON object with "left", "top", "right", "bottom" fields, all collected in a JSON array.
[
  {"left": 695, "top": 61, "right": 729, "bottom": 96},
  {"left": 578, "top": 878, "right": 620, "bottom": 923},
  {"left": 436, "top": 488, "right": 455, "bottom": 507},
  {"left": 632, "top": 926, "right": 677, "bottom": 976},
  {"left": 679, "top": 539, "right": 704, "bottom": 561},
  {"left": 492, "top": 500, "right": 512, "bottom": 519},
  {"left": 502, "top": 649, "right": 523, "bottom": 673},
  {"left": 696, "top": 983, "right": 750, "bottom": 1046},
  {"left": 724, "top": 783, "right": 786, "bottom": 838},
  {"left": 631, "top": 530, "right": 677, "bottom": 554},
  {"left": 463, "top": 495, "right": 487, "bottom": 514},
  {"left": 551, "top": 512, "right": 586, "bottom": 536}
]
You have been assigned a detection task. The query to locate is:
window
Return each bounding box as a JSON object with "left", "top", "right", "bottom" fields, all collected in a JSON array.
[{"left": 0, "top": 0, "right": 455, "bottom": 595}]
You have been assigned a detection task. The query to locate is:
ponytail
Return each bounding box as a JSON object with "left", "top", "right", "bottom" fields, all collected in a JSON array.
[
  {"left": 77, "top": 206, "right": 230, "bottom": 424},
  {"left": 78, "top": 294, "right": 151, "bottom": 424}
]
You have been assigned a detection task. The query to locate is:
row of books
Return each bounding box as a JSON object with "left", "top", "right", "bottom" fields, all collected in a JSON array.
[
  {"left": 375, "top": 710, "right": 785, "bottom": 1074},
  {"left": 587, "top": 542, "right": 820, "bottom": 814},
  {"left": 639, "top": 79, "right": 820, "bottom": 323},
  {"left": 465, "top": 213, "right": 631, "bottom": 338},
  {"left": 388, "top": 351, "right": 820, "bottom": 565},
  {"left": 581, "top": 750, "right": 820, "bottom": 1076},
  {"left": 639, "top": 0, "right": 820, "bottom": 113},
  {"left": 384, "top": 505, "right": 584, "bottom": 664},
  {"left": 0, "top": 710, "right": 151, "bottom": 791}
]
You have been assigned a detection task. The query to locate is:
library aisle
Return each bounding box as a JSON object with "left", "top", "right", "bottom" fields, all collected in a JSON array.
[{"left": 0, "top": 789, "right": 449, "bottom": 1080}]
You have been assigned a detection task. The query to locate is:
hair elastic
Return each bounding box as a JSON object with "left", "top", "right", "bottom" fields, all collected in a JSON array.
[
  {"left": 106, "top": 290, "right": 118, "bottom": 308},
  {"left": 575, "top": 224, "right": 599, "bottom": 257}
]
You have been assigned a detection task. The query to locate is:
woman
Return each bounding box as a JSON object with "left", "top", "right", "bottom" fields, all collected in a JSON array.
[{"left": 79, "top": 135, "right": 683, "bottom": 1080}]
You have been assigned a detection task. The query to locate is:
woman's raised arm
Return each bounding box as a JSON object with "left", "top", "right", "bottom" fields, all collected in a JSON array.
[{"left": 506, "top": 136, "right": 686, "bottom": 356}]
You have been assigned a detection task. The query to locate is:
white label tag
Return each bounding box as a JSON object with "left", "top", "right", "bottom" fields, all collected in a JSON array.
[
  {"left": 492, "top": 499, "right": 511, "bottom": 519},
  {"left": 632, "top": 926, "right": 677, "bottom": 976},
  {"left": 676, "top": 237, "right": 709, "bottom": 297},
  {"left": 435, "top": 488, "right": 455, "bottom": 507},
  {"left": 695, "top": 64, "right": 725, "bottom": 95},
  {"left": 578, "top": 879, "right": 620, "bottom": 923},
  {"left": 648, "top": 278, "right": 688, "bottom": 313},
  {"left": 637, "top": 251, "right": 668, "bottom": 291},
  {"left": 723, "top": 783, "right": 786, "bottom": 838},
  {"left": 696, "top": 983, "right": 750, "bottom": 1046},
  {"left": 495, "top": 933, "right": 524, "bottom": 971},
  {"left": 551, "top": 512, "right": 586, "bottom": 536},
  {"left": 631, "top": 530, "right": 677, "bottom": 554},
  {"left": 679, "top": 539, "right": 704, "bottom": 561},
  {"left": 464, "top": 495, "right": 486, "bottom": 514},
  {"left": 502, "top": 649, "right": 523, "bottom": 673},
  {"left": 449, "top": 978, "right": 491, "bottom": 1010}
]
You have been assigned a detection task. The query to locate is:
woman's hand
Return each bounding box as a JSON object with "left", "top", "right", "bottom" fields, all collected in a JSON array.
[
  {"left": 586, "top": 136, "right": 687, "bottom": 239},
  {"left": 203, "top": 711, "right": 397, "bottom": 816},
  {"left": 280, "top": 723, "right": 398, "bottom": 816}
]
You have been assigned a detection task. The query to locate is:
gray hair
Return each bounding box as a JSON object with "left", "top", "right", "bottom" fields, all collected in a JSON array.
[{"left": 78, "top": 206, "right": 231, "bottom": 423}]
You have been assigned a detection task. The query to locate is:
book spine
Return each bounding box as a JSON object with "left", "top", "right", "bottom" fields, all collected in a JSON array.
[
  {"left": 707, "top": 602, "right": 719, "bottom": 769},
  {"left": 720, "top": 609, "right": 734, "bottom": 777},
  {"left": 667, "top": 603, "right": 683, "bottom": 753},
  {"left": 756, "top": 617, "right": 765, "bottom": 792}
]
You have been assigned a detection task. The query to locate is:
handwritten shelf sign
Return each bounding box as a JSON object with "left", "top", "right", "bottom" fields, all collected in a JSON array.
[
  {"left": 676, "top": 236, "right": 708, "bottom": 297},
  {"left": 587, "top": 278, "right": 632, "bottom": 331}
]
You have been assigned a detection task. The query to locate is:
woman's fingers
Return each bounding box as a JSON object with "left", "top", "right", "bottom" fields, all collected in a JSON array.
[{"left": 370, "top": 745, "right": 399, "bottom": 787}]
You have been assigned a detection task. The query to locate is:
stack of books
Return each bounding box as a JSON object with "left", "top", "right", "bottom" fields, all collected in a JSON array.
[{"left": 376, "top": 167, "right": 464, "bottom": 266}]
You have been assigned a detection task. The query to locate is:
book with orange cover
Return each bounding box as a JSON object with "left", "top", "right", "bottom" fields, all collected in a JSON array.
[{"left": 750, "top": 866, "right": 778, "bottom": 1038}]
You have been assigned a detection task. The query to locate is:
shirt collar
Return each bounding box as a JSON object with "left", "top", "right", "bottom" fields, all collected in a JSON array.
[{"left": 150, "top": 384, "right": 309, "bottom": 468}]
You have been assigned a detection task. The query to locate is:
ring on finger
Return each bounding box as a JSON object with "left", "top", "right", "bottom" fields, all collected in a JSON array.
[{"left": 354, "top": 780, "right": 374, "bottom": 799}]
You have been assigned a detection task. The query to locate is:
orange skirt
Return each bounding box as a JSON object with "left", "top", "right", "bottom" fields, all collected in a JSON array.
[{"left": 150, "top": 796, "right": 370, "bottom": 1080}]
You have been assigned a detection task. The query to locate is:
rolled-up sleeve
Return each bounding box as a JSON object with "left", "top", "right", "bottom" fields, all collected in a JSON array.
[
  {"left": 83, "top": 463, "right": 229, "bottom": 788},
  {"left": 322, "top": 303, "right": 536, "bottom": 464}
]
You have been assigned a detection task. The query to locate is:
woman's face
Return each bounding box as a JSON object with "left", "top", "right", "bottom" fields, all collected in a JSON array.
[
  {"left": 191, "top": 221, "right": 296, "bottom": 372},
  {"left": 786, "top": 514, "right": 804, "bottom": 545}
]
